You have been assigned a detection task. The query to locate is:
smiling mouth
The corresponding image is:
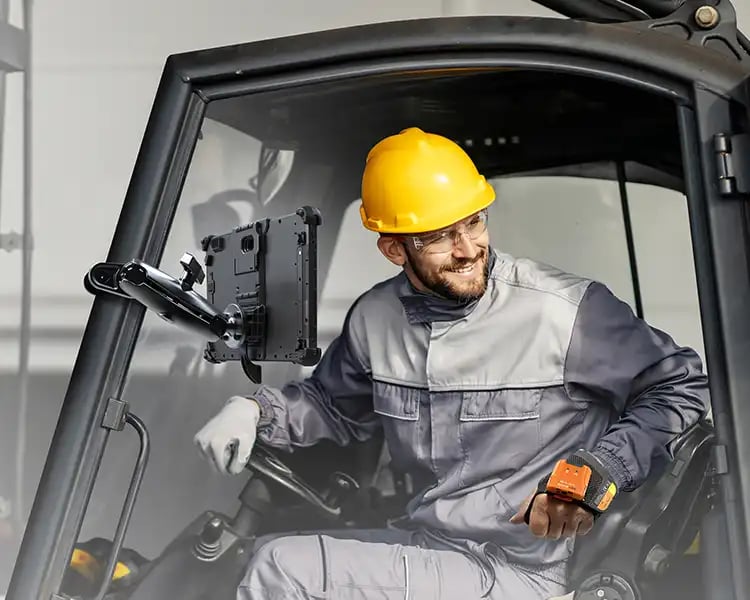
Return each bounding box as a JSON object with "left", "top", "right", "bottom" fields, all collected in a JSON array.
[
  {"left": 450, "top": 264, "right": 475, "bottom": 274},
  {"left": 444, "top": 260, "right": 484, "bottom": 279},
  {"left": 439, "top": 251, "right": 486, "bottom": 281}
]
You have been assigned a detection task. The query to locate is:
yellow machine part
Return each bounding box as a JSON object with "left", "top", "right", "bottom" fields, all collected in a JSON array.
[{"left": 69, "top": 548, "right": 131, "bottom": 582}]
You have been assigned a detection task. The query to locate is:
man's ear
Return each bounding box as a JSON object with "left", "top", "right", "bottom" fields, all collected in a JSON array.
[{"left": 377, "top": 235, "right": 408, "bottom": 267}]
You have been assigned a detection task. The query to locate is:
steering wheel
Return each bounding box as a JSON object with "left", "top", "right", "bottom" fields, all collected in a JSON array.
[{"left": 245, "top": 443, "right": 360, "bottom": 518}]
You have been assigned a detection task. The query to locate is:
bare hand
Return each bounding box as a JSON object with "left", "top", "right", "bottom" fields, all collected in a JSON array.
[{"left": 509, "top": 492, "right": 594, "bottom": 539}]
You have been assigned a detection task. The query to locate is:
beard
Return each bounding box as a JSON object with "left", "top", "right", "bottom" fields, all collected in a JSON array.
[{"left": 408, "top": 247, "right": 490, "bottom": 303}]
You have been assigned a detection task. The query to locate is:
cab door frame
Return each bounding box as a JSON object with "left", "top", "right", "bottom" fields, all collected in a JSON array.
[{"left": 678, "top": 82, "right": 750, "bottom": 599}]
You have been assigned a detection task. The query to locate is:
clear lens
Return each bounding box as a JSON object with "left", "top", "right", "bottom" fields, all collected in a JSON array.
[{"left": 412, "top": 210, "right": 488, "bottom": 254}]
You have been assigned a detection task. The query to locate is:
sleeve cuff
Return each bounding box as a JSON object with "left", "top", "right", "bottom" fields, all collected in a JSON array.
[
  {"left": 247, "top": 390, "right": 275, "bottom": 430},
  {"left": 590, "top": 443, "right": 635, "bottom": 492}
]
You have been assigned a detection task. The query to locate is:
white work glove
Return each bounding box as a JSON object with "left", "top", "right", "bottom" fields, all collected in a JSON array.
[{"left": 194, "top": 395, "right": 261, "bottom": 475}]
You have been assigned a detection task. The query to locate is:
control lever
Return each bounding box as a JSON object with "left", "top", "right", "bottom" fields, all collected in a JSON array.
[{"left": 193, "top": 517, "right": 224, "bottom": 561}]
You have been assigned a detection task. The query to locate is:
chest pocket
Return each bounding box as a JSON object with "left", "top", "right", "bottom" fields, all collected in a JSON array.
[
  {"left": 372, "top": 381, "right": 424, "bottom": 471},
  {"left": 459, "top": 388, "right": 542, "bottom": 478}
]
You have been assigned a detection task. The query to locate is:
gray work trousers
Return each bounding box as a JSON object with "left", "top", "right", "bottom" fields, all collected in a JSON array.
[{"left": 236, "top": 528, "right": 569, "bottom": 599}]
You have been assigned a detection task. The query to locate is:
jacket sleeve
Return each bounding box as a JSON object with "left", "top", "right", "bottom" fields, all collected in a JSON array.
[
  {"left": 564, "top": 281, "right": 710, "bottom": 492},
  {"left": 249, "top": 300, "right": 378, "bottom": 452}
]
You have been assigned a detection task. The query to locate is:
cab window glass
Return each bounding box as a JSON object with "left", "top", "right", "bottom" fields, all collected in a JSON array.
[
  {"left": 626, "top": 183, "right": 705, "bottom": 364},
  {"left": 489, "top": 174, "right": 705, "bottom": 366},
  {"left": 488, "top": 175, "right": 636, "bottom": 306}
]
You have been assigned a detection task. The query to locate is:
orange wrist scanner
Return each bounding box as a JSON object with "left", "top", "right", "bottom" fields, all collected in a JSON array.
[{"left": 523, "top": 450, "right": 617, "bottom": 524}]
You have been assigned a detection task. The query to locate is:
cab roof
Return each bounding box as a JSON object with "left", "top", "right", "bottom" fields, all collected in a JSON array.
[{"left": 164, "top": 12, "right": 748, "bottom": 191}]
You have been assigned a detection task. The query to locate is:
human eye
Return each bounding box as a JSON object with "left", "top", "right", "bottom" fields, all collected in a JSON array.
[{"left": 466, "top": 214, "right": 484, "bottom": 232}]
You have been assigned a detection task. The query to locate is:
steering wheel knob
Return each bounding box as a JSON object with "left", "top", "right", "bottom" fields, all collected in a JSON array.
[
  {"left": 330, "top": 472, "right": 359, "bottom": 493},
  {"left": 326, "top": 472, "right": 361, "bottom": 508}
]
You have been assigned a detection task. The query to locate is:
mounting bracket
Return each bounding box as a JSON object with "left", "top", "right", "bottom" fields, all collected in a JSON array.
[{"left": 627, "top": 0, "right": 748, "bottom": 64}]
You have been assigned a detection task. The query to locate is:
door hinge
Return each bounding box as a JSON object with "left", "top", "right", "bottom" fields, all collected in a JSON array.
[{"left": 714, "top": 133, "right": 750, "bottom": 197}]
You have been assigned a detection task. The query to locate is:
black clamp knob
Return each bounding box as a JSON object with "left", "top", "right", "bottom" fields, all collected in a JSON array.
[{"left": 179, "top": 253, "right": 205, "bottom": 291}]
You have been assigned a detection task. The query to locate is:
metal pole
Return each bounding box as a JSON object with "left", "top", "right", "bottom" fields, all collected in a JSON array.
[
  {"left": 0, "top": 0, "right": 7, "bottom": 231},
  {"left": 615, "top": 161, "right": 644, "bottom": 319},
  {"left": 15, "top": 0, "right": 33, "bottom": 535}
]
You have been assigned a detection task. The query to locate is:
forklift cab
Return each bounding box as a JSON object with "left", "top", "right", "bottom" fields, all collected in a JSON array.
[{"left": 7, "top": 1, "right": 750, "bottom": 599}]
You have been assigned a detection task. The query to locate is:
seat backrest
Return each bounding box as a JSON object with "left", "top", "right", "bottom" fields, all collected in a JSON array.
[{"left": 567, "top": 419, "right": 715, "bottom": 587}]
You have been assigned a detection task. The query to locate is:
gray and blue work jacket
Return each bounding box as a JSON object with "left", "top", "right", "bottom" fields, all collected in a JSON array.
[{"left": 252, "top": 248, "right": 710, "bottom": 572}]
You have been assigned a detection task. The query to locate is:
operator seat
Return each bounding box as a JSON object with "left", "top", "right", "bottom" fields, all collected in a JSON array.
[{"left": 563, "top": 419, "right": 715, "bottom": 600}]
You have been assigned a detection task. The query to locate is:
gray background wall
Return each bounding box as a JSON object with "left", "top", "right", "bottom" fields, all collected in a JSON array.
[{"left": 0, "top": 0, "right": 747, "bottom": 592}]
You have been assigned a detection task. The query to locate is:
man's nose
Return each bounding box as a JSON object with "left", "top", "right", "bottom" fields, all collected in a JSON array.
[{"left": 452, "top": 231, "right": 479, "bottom": 259}]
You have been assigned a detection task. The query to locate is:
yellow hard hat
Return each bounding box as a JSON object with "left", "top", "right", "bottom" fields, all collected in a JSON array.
[{"left": 359, "top": 127, "right": 495, "bottom": 234}]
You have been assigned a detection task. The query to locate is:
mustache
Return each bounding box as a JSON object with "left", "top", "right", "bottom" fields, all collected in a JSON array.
[{"left": 440, "top": 250, "right": 486, "bottom": 272}]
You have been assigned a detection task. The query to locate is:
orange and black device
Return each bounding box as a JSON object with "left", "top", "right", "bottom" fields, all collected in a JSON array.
[
  {"left": 547, "top": 458, "right": 593, "bottom": 503},
  {"left": 546, "top": 457, "right": 616, "bottom": 512},
  {"left": 523, "top": 450, "right": 617, "bottom": 524}
]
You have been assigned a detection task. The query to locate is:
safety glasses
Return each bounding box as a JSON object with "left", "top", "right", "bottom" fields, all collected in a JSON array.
[{"left": 408, "top": 209, "right": 489, "bottom": 254}]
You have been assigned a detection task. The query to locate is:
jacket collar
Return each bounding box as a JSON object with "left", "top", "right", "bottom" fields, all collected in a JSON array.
[{"left": 397, "top": 248, "right": 498, "bottom": 325}]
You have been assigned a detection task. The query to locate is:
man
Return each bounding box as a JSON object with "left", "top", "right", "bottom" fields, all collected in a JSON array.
[{"left": 195, "top": 127, "right": 709, "bottom": 599}]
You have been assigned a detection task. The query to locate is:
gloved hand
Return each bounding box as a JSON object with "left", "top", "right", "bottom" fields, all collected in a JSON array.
[{"left": 194, "top": 396, "right": 261, "bottom": 475}]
